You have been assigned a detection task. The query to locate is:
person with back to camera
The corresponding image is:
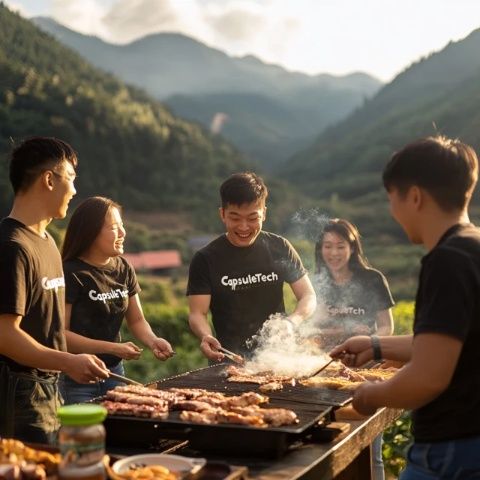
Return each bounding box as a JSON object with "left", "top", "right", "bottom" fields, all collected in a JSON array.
[
  {"left": 0, "top": 137, "right": 109, "bottom": 444},
  {"left": 60, "top": 196, "right": 175, "bottom": 404},
  {"left": 310, "top": 217, "right": 394, "bottom": 480},
  {"left": 187, "top": 172, "right": 317, "bottom": 361},
  {"left": 330, "top": 136, "right": 480, "bottom": 479}
]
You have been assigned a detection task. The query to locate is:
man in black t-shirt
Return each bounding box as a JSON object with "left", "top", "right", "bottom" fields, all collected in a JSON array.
[
  {"left": 187, "top": 172, "right": 316, "bottom": 359},
  {"left": 0, "top": 137, "right": 109, "bottom": 443},
  {"left": 331, "top": 136, "right": 480, "bottom": 478}
]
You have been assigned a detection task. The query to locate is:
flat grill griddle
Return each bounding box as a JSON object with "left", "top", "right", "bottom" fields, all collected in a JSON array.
[
  {"left": 103, "top": 364, "right": 336, "bottom": 458},
  {"left": 153, "top": 363, "right": 353, "bottom": 407}
]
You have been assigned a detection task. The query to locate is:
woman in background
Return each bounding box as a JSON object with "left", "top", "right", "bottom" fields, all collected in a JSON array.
[
  {"left": 312, "top": 218, "right": 394, "bottom": 480},
  {"left": 60, "top": 196, "right": 174, "bottom": 403},
  {"left": 312, "top": 218, "right": 394, "bottom": 349}
]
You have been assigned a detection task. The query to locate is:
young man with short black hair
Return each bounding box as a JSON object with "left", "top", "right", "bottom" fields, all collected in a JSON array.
[
  {"left": 331, "top": 136, "right": 480, "bottom": 478},
  {"left": 0, "top": 136, "right": 109, "bottom": 443},
  {"left": 187, "top": 172, "right": 316, "bottom": 360}
]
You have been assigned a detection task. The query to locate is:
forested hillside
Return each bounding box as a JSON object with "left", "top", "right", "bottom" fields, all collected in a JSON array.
[
  {"left": 283, "top": 28, "right": 480, "bottom": 199},
  {"left": 0, "top": 5, "right": 248, "bottom": 229}
]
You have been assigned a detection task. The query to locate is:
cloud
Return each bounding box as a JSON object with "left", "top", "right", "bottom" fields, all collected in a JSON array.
[
  {"left": 209, "top": 9, "right": 264, "bottom": 42},
  {"left": 203, "top": 1, "right": 300, "bottom": 59},
  {"left": 51, "top": 0, "right": 110, "bottom": 39},
  {"left": 102, "top": 0, "right": 180, "bottom": 43}
]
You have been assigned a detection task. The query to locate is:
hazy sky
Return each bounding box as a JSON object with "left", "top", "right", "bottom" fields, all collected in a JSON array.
[{"left": 5, "top": 0, "right": 480, "bottom": 81}]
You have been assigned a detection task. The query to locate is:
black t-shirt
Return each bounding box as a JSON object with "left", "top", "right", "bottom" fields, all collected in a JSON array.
[
  {"left": 412, "top": 223, "right": 480, "bottom": 442},
  {"left": 0, "top": 217, "right": 66, "bottom": 371},
  {"left": 312, "top": 268, "right": 394, "bottom": 341},
  {"left": 63, "top": 256, "right": 140, "bottom": 367},
  {"left": 187, "top": 231, "right": 307, "bottom": 352}
]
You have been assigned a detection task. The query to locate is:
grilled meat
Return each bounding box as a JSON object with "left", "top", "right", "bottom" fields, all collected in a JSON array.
[
  {"left": 103, "top": 385, "right": 296, "bottom": 427},
  {"left": 102, "top": 400, "right": 168, "bottom": 418},
  {"left": 114, "top": 385, "right": 184, "bottom": 402},
  {"left": 259, "top": 381, "right": 284, "bottom": 393},
  {"left": 171, "top": 400, "right": 215, "bottom": 412},
  {"left": 179, "top": 409, "right": 219, "bottom": 424}
]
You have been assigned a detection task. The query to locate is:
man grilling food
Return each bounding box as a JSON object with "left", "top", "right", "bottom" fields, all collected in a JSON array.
[{"left": 187, "top": 172, "right": 317, "bottom": 361}]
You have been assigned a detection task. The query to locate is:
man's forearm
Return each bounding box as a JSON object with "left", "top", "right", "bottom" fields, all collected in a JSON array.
[
  {"left": 189, "top": 313, "right": 213, "bottom": 339},
  {"left": 363, "top": 361, "right": 447, "bottom": 410},
  {"left": 290, "top": 293, "right": 317, "bottom": 325},
  {"left": 1, "top": 327, "right": 76, "bottom": 372},
  {"left": 379, "top": 335, "right": 413, "bottom": 362}
]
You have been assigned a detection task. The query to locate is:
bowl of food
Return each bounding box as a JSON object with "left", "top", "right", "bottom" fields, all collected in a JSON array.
[{"left": 110, "top": 454, "right": 206, "bottom": 480}]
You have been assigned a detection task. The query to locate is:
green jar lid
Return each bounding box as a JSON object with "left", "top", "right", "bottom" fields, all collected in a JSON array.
[{"left": 57, "top": 404, "right": 107, "bottom": 426}]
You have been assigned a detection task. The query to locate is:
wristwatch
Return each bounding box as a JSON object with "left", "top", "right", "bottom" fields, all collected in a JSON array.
[{"left": 370, "top": 335, "right": 382, "bottom": 361}]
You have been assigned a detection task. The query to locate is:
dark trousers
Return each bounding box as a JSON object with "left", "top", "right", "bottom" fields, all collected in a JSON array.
[{"left": 0, "top": 362, "right": 61, "bottom": 444}]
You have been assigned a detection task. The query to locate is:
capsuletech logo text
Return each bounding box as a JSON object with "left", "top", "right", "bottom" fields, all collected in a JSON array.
[
  {"left": 89, "top": 288, "right": 129, "bottom": 303},
  {"left": 41, "top": 276, "right": 65, "bottom": 292},
  {"left": 327, "top": 305, "right": 366, "bottom": 316},
  {"left": 221, "top": 272, "right": 279, "bottom": 291}
]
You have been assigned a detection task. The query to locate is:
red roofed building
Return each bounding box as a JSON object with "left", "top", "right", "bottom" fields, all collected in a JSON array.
[{"left": 123, "top": 250, "right": 182, "bottom": 275}]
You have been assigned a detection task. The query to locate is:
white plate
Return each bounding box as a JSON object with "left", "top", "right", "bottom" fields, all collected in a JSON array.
[{"left": 112, "top": 454, "right": 206, "bottom": 477}]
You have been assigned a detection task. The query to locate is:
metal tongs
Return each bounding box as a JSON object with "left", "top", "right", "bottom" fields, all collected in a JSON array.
[
  {"left": 302, "top": 352, "right": 345, "bottom": 379},
  {"left": 306, "top": 357, "right": 336, "bottom": 378},
  {"left": 108, "top": 370, "right": 142, "bottom": 386},
  {"left": 218, "top": 347, "right": 245, "bottom": 365}
]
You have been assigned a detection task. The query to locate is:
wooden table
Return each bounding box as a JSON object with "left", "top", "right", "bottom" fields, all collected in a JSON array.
[{"left": 244, "top": 407, "right": 402, "bottom": 480}]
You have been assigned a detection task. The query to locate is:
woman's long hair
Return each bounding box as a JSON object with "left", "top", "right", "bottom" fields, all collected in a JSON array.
[
  {"left": 62, "top": 196, "right": 121, "bottom": 262},
  {"left": 314, "top": 218, "right": 370, "bottom": 274}
]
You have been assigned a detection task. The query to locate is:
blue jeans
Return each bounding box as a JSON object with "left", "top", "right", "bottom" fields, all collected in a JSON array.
[
  {"left": 400, "top": 435, "right": 480, "bottom": 479},
  {"left": 60, "top": 363, "right": 125, "bottom": 404}
]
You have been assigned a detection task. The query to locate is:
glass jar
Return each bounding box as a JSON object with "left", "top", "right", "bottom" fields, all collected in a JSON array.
[{"left": 57, "top": 404, "right": 107, "bottom": 480}]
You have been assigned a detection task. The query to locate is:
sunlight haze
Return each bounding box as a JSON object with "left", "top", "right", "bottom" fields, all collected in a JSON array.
[{"left": 5, "top": 0, "right": 480, "bottom": 81}]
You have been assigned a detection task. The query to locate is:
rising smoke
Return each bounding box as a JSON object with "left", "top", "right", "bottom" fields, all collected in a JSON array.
[{"left": 244, "top": 313, "right": 330, "bottom": 377}]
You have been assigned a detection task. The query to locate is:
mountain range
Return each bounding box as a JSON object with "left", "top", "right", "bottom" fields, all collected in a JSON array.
[
  {"left": 0, "top": 5, "right": 252, "bottom": 230},
  {"left": 33, "top": 16, "right": 382, "bottom": 169}
]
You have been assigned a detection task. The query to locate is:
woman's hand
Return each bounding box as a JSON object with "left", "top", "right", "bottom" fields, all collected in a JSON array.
[
  {"left": 150, "top": 338, "right": 175, "bottom": 361},
  {"left": 112, "top": 341, "right": 143, "bottom": 360}
]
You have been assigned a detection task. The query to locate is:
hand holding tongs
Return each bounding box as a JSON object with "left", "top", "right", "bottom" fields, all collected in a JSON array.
[
  {"left": 108, "top": 370, "right": 142, "bottom": 386},
  {"left": 218, "top": 346, "right": 245, "bottom": 365}
]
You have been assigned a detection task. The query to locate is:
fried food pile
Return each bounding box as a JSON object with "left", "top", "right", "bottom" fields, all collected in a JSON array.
[
  {"left": 102, "top": 385, "right": 298, "bottom": 427},
  {"left": 0, "top": 439, "right": 60, "bottom": 480},
  {"left": 105, "top": 458, "right": 177, "bottom": 480}
]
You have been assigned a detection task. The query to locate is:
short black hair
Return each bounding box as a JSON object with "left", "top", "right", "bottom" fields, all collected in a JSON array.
[
  {"left": 9, "top": 136, "right": 78, "bottom": 194},
  {"left": 383, "top": 136, "right": 478, "bottom": 211},
  {"left": 220, "top": 172, "right": 268, "bottom": 208}
]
